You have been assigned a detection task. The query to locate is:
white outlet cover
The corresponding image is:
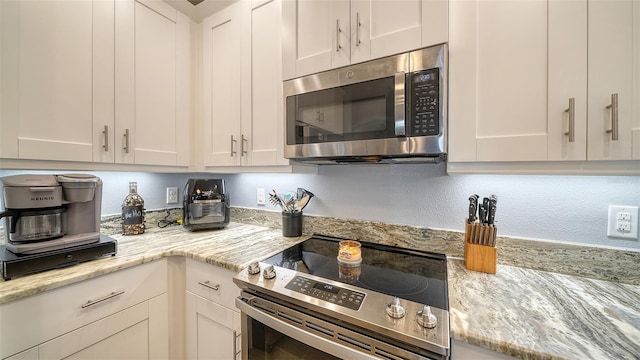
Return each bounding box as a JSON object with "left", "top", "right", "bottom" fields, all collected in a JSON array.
[
  {"left": 257, "top": 188, "right": 266, "bottom": 206},
  {"left": 166, "top": 187, "right": 179, "bottom": 204},
  {"left": 607, "top": 205, "right": 639, "bottom": 240}
]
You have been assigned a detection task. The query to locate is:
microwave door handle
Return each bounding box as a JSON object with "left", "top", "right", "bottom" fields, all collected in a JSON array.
[{"left": 394, "top": 72, "right": 406, "bottom": 136}]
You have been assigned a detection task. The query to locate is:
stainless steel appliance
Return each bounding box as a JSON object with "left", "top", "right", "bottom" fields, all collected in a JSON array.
[
  {"left": 233, "top": 235, "right": 450, "bottom": 360},
  {"left": 284, "top": 44, "right": 447, "bottom": 164},
  {"left": 0, "top": 174, "right": 117, "bottom": 280},
  {"left": 183, "top": 179, "right": 230, "bottom": 231}
]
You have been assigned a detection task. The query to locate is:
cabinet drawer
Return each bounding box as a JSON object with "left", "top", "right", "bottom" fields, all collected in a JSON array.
[
  {"left": 0, "top": 259, "right": 167, "bottom": 359},
  {"left": 186, "top": 257, "right": 240, "bottom": 310}
]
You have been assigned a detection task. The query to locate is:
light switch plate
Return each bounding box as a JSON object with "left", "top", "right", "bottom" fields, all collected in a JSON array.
[{"left": 607, "top": 205, "right": 639, "bottom": 240}]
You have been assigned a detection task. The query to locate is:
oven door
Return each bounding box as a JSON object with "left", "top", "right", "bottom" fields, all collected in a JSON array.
[{"left": 236, "top": 293, "right": 443, "bottom": 360}]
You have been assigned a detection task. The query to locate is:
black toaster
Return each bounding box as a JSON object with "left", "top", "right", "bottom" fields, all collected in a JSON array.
[{"left": 183, "top": 179, "right": 230, "bottom": 231}]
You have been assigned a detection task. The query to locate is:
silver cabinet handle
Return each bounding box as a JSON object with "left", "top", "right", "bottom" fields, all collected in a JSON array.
[
  {"left": 336, "top": 19, "right": 342, "bottom": 52},
  {"left": 564, "top": 98, "right": 575, "bottom": 142},
  {"left": 81, "top": 290, "right": 125, "bottom": 309},
  {"left": 356, "top": 13, "right": 361, "bottom": 46},
  {"left": 241, "top": 134, "right": 248, "bottom": 156},
  {"left": 230, "top": 135, "right": 237, "bottom": 157},
  {"left": 123, "top": 128, "right": 130, "bottom": 153},
  {"left": 102, "top": 125, "right": 109, "bottom": 152},
  {"left": 233, "top": 330, "right": 241, "bottom": 359},
  {"left": 198, "top": 280, "right": 220, "bottom": 291},
  {"left": 605, "top": 93, "right": 619, "bottom": 140}
]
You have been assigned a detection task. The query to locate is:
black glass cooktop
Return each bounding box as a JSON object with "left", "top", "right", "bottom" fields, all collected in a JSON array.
[{"left": 262, "top": 234, "right": 448, "bottom": 310}]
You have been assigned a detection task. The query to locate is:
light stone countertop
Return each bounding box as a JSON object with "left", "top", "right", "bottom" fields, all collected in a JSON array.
[{"left": 1, "top": 221, "right": 639, "bottom": 360}]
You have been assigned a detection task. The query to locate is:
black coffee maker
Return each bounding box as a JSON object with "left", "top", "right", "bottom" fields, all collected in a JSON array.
[{"left": 183, "top": 179, "right": 230, "bottom": 231}]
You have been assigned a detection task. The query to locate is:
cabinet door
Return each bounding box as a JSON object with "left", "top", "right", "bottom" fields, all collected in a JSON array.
[
  {"left": 0, "top": 0, "right": 114, "bottom": 162},
  {"left": 548, "top": 0, "right": 587, "bottom": 161},
  {"left": 448, "top": 0, "right": 548, "bottom": 162},
  {"left": 186, "top": 291, "right": 241, "bottom": 360},
  {"left": 282, "top": 0, "right": 350, "bottom": 79},
  {"left": 350, "top": 0, "right": 423, "bottom": 64},
  {"left": 202, "top": 3, "right": 243, "bottom": 166},
  {"left": 588, "top": 0, "right": 635, "bottom": 160},
  {"left": 116, "top": 0, "right": 190, "bottom": 166},
  {"left": 243, "top": 0, "right": 288, "bottom": 166}
]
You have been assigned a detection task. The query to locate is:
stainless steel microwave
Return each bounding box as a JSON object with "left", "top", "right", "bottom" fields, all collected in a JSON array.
[{"left": 284, "top": 44, "right": 447, "bottom": 164}]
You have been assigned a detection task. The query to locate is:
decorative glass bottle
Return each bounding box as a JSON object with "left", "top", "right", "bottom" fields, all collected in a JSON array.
[{"left": 122, "top": 182, "right": 145, "bottom": 235}]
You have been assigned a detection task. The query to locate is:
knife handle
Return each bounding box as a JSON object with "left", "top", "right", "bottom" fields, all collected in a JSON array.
[{"left": 478, "top": 205, "right": 486, "bottom": 224}]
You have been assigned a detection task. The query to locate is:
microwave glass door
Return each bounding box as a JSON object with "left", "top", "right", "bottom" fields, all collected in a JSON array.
[{"left": 286, "top": 76, "right": 397, "bottom": 145}]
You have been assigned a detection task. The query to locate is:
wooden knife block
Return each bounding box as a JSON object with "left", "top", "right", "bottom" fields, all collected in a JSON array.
[{"left": 464, "top": 220, "right": 497, "bottom": 274}]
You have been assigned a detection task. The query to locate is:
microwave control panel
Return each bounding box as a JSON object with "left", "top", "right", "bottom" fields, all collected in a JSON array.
[{"left": 408, "top": 68, "right": 440, "bottom": 136}]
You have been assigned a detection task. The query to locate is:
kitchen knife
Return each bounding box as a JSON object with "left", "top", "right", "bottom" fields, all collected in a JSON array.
[
  {"left": 487, "top": 195, "right": 497, "bottom": 225},
  {"left": 478, "top": 204, "right": 486, "bottom": 224},
  {"left": 481, "top": 197, "right": 490, "bottom": 223},
  {"left": 468, "top": 194, "right": 479, "bottom": 223}
]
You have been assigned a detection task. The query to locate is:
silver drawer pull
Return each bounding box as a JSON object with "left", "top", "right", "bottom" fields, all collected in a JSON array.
[
  {"left": 605, "top": 93, "right": 619, "bottom": 140},
  {"left": 102, "top": 125, "right": 109, "bottom": 152},
  {"left": 564, "top": 97, "right": 575, "bottom": 142},
  {"left": 81, "top": 290, "right": 125, "bottom": 309},
  {"left": 198, "top": 280, "right": 220, "bottom": 291}
]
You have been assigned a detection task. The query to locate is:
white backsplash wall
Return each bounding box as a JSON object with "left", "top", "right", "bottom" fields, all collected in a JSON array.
[
  {"left": 230, "top": 164, "right": 640, "bottom": 251},
  {"left": 1, "top": 166, "right": 639, "bottom": 250}
]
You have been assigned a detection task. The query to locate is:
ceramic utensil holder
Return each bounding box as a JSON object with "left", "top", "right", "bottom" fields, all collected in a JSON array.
[
  {"left": 464, "top": 219, "right": 497, "bottom": 274},
  {"left": 282, "top": 211, "right": 303, "bottom": 237}
]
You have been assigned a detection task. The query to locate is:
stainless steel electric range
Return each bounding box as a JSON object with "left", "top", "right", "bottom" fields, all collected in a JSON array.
[{"left": 233, "top": 234, "right": 450, "bottom": 360}]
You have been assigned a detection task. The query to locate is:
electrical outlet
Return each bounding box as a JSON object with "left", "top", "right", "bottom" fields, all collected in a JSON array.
[
  {"left": 257, "top": 188, "right": 266, "bottom": 206},
  {"left": 166, "top": 187, "right": 179, "bottom": 204},
  {"left": 607, "top": 205, "right": 639, "bottom": 240}
]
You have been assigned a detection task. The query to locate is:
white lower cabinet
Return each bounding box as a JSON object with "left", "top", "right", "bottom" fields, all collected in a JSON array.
[
  {"left": 186, "top": 292, "right": 241, "bottom": 360},
  {"left": 185, "top": 258, "right": 241, "bottom": 360},
  {"left": 0, "top": 260, "right": 168, "bottom": 360}
]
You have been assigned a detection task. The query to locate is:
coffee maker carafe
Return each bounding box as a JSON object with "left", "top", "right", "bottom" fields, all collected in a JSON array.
[{"left": 0, "top": 174, "right": 103, "bottom": 254}]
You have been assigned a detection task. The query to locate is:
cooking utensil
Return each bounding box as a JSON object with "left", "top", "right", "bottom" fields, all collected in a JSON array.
[{"left": 296, "top": 188, "right": 314, "bottom": 211}]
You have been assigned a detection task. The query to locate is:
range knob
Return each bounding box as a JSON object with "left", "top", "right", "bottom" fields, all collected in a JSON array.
[
  {"left": 247, "top": 262, "right": 260, "bottom": 275},
  {"left": 386, "top": 297, "right": 406, "bottom": 319},
  {"left": 416, "top": 305, "right": 437, "bottom": 328},
  {"left": 262, "top": 265, "right": 276, "bottom": 279}
]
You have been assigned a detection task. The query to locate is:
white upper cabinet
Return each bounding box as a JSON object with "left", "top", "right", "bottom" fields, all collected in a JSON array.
[
  {"left": 0, "top": 0, "right": 191, "bottom": 167},
  {"left": 449, "top": 0, "right": 639, "bottom": 167},
  {"left": 202, "top": 0, "right": 287, "bottom": 168},
  {"left": 202, "top": 2, "right": 244, "bottom": 167},
  {"left": 114, "top": 0, "right": 191, "bottom": 166},
  {"left": 282, "top": 0, "right": 448, "bottom": 80},
  {"left": 0, "top": 0, "right": 114, "bottom": 162},
  {"left": 547, "top": 0, "right": 588, "bottom": 161},
  {"left": 243, "top": 0, "right": 288, "bottom": 166},
  {"left": 549, "top": 0, "right": 637, "bottom": 161},
  {"left": 448, "top": 0, "right": 549, "bottom": 162},
  {"left": 587, "top": 0, "right": 635, "bottom": 160}
]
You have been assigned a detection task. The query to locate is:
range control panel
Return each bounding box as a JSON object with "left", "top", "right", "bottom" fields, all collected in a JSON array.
[
  {"left": 285, "top": 275, "right": 366, "bottom": 311},
  {"left": 408, "top": 68, "right": 440, "bottom": 136}
]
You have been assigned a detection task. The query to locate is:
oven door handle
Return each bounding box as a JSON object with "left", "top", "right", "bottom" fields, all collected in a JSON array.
[{"left": 235, "top": 297, "right": 374, "bottom": 360}]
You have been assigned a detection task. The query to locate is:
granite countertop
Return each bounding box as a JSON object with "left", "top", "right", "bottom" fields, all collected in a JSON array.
[{"left": 1, "top": 221, "right": 639, "bottom": 360}]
